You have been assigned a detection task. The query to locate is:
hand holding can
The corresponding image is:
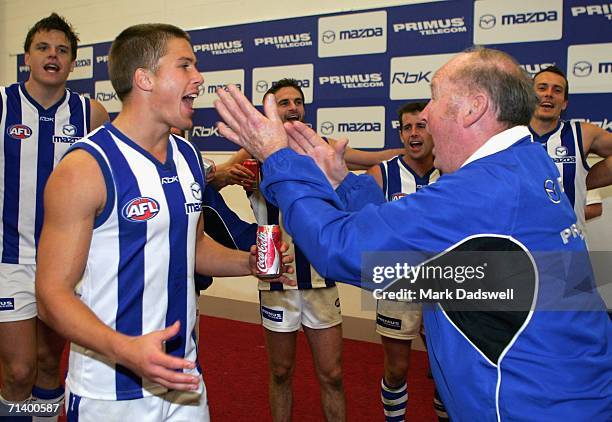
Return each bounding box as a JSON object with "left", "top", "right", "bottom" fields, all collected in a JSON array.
[{"left": 242, "top": 159, "right": 260, "bottom": 191}]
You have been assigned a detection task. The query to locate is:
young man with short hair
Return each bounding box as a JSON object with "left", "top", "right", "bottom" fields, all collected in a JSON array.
[{"left": 0, "top": 13, "right": 108, "bottom": 420}]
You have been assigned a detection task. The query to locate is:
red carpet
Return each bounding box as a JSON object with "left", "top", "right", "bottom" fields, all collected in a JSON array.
[
  {"left": 200, "top": 316, "right": 437, "bottom": 421},
  {"left": 6, "top": 316, "right": 437, "bottom": 421}
]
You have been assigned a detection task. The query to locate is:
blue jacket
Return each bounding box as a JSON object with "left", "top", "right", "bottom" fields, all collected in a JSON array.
[{"left": 259, "top": 127, "right": 611, "bottom": 421}]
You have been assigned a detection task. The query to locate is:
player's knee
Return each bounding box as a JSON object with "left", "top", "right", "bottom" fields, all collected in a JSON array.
[
  {"left": 2, "top": 361, "right": 36, "bottom": 389},
  {"left": 317, "top": 364, "right": 343, "bottom": 390},
  {"left": 269, "top": 361, "right": 294, "bottom": 385}
]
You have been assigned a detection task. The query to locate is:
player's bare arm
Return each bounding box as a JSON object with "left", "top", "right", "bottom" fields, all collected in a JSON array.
[
  {"left": 36, "top": 150, "right": 200, "bottom": 391},
  {"left": 89, "top": 98, "right": 110, "bottom": 130},
  {"left": 208, "top": 148, "right": 254, "bottom": 190},
  {"left": 583, "top": 123, "right": 612, "bottom": 190},
  {"left": 365, "top": 164, "right": 384, "bottom": 189},
  {"left": 343, "top": 145, "right": 404, "bottom": 171}
]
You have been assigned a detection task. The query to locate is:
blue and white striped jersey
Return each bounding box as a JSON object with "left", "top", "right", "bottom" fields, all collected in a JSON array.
[
  {"left": 66, "top": 123, "right": 204, "bottom": 400},
  {"left": 529, "top": 121, "right": 588, "bottom": 226},
  {"left": 379, "top": 155, "right": 439, "bottom": 201},
  {"left": 0, "top": 82, "right": 90, "bottom": 264}
]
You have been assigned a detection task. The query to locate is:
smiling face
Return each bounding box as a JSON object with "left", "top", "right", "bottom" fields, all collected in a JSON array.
[
  {"left": 149, "top": 37, "right": 203, "bottom": 131},
  {"left": 532, "top": 71, "right": 568, "bottom": 123},
  {"left": 399, "top": 111, "right": 434, "bottom": 162},
  {"left": 24, "top": 29, "right": 74, "bottom": 88},
  {"left": 272, "top": 86, "right": 305, "bottom": 123}
]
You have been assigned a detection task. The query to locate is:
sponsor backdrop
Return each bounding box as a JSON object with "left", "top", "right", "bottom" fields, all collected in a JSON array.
[{"left": 17, "top": 0, "right": 612, "bottom": 152}]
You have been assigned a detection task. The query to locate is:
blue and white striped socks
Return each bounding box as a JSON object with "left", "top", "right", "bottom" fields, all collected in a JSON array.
[{"left": 381, "top": 378, "right": 407, "bottom": 422}]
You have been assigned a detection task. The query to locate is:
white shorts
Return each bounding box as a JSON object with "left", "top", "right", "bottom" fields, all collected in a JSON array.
[
  {"left": 0, "top": 263, "right": 37, "bottom": 322},
  {"left": 376, "top": 299, "right": 422, "bottom": 340},
  {"left": 259, "top": 287, "right": 342, "bottom": 332},
  {"left": 65, "top": 380, "right": 209, "bottom": 422}
]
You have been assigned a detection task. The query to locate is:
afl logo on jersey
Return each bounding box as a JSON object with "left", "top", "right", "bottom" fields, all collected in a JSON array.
[
  {"left": 7, "top": 124, "right": 32, "bottom": 140},
  {"left": 391, "top": 192, "right": 407, "bottom": 201},
  {"left": 122, "top": 197, "right": 161, "bottom": 222}
]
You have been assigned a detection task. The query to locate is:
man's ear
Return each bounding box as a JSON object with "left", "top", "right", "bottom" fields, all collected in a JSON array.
[
  {"left": 133, "top": 68, "right": 154, "bottom": 93},
  {"left": 463, "top": 92, "right": 488, "bottom": 128}
]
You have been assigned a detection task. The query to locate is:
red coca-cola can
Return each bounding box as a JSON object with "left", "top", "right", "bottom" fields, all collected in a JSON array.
[
  {"left": 242, "top": 159, "right": 260, "bottom": 191},
  {"left": 256, "top": 225, "right": 282, "bottom": 278}
]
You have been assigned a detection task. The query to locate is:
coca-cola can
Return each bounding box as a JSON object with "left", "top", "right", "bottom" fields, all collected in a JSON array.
[
  {"left": 256, "top": 225, "right": 282, "bottom": 278},
  {"left": 242, "top": 159, "right": 260, "bottom": 191}
]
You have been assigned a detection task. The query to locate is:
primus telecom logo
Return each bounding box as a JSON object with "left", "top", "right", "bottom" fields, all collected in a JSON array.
[
  {"left": 319, "top": 73, "right": 384, "bottom": 89},
  {"left": 253, "top": 33, "right": 312, "bottom": 49},
  {"left": 193, "top": 40, "right": 243, "bottom": 56},
  {"left": 392, "top": 17, "right": 467, "bottom": 36}
]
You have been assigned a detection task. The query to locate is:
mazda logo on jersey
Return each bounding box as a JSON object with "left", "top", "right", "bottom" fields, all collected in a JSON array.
[
  {"left": 7, "top": 124, "right": 32, "bottom": 140},
  {"left": 190, "top": 182, "right": 202, "bottom": 201},
  {"left": 62, "top": 124, "right": 77, "bottom": 136},
  {"left": 573, "top": 61, "right": 592, "bottom": 77},
  {"left": 555, "top": 146, "right": 568, "bottom": 156},
  {"left": 544, "top": 179, "right": 561, "bottom": 204},
  {"left": 122, "top": 197, "right": 160, "bottom": 222},
  {"left": 479, "top": 14, "right": 496, "bottom": 29}
]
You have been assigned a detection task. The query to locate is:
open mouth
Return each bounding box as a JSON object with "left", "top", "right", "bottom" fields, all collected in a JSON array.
[
  {"left": 285, "top": 113, "right": 300, "bottom": 121},
  {"left": 182, "top": 93, "right": 198, "bottom": 109},
  {"left": 409, "top": 140, "right": 423, "bottom": 149},
  {"left": 43, "top": 63, "right": 60, "bottom": 72},
  {"left": 539, "top": 101, "right": 554, "bottom": 110}
]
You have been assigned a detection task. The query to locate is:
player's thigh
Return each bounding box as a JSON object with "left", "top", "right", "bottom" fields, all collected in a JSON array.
[
  {"left": 0, "top": 318, "right": 37, "bottom": 373},
  {"left": 0, "top": 264, "right": 37, "bottom": 373},
  {"left": 376, "top": 299, "right": 422, "bottom": 341},
  {"left": 259, "top": 289, "right": 302, "bottom": 333},
  {"left": 300, "top": 287, "right": 342, "bottom": 330}
]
